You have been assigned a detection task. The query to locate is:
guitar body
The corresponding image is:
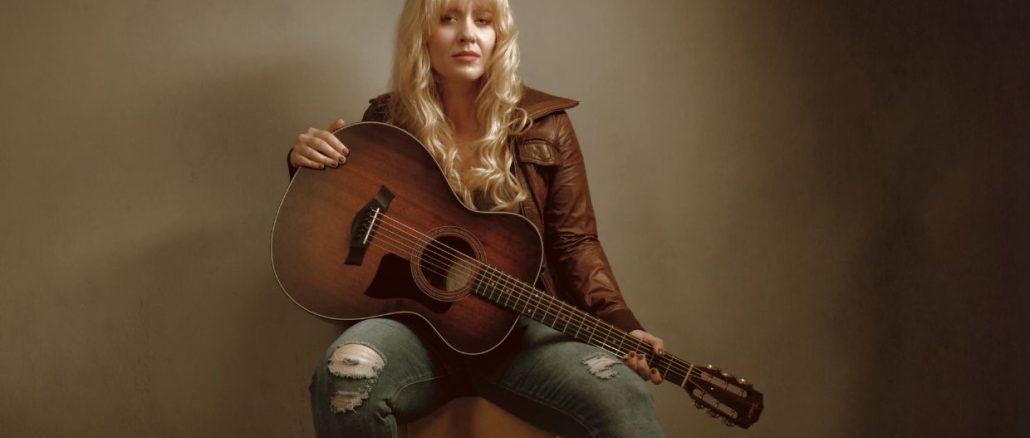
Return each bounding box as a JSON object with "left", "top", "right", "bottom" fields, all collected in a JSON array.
[{"left": 272, "top": 122, "right": 541, "bottom": 354}]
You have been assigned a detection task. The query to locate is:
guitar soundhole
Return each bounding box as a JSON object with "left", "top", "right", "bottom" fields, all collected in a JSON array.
[{"left": 411, "top": 226, "right": 485, "bottom": 302}]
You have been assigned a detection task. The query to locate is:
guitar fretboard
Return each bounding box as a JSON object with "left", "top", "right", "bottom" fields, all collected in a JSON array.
[{"left": 469, "top": 265, "right": 701, "bottom": 389}]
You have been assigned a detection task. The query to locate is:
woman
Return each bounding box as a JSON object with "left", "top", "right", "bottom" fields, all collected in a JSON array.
[{"left": 288, "top": 1, "right": 666, "bottom": 436}]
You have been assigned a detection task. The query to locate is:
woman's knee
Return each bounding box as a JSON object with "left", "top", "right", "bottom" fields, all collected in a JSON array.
[
  {"left": 322, "top": 343, "right": 387, "bottom": 413},
  {"left": 311, "top": 319, "right": 442, "bottom": 419},
  {"left": 311, "top": 320, "right": 405, "bottom": 414}
]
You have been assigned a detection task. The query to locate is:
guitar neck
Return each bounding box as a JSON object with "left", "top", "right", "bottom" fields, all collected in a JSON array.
[{"left": 469, "top": 266, "right": 699, "bottom": 388}]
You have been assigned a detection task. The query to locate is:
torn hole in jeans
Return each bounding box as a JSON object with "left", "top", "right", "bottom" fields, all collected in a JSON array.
[
  {"left": 327, "top": 344, "right": 385, "bottom": 413},
  {"left": 582, "top": 353, "right": 620, "bottom": 380}
]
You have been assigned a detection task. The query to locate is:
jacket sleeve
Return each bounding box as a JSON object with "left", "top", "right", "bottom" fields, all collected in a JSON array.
[{"left": 543, "top": 112, "right": 644, "bottom": 333}]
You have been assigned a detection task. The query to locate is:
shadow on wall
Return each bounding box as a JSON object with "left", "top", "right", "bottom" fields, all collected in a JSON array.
[
  {"left": 787, "top": 2, "right": 1029, "bottom": 437},
  {"left": 72, "top": 55, "right": 365, "bottom": 435}
]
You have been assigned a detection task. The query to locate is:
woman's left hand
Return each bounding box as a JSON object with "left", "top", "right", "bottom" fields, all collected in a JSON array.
[{"left": 623, "top": 330, "right": 666, "bottom": 384}]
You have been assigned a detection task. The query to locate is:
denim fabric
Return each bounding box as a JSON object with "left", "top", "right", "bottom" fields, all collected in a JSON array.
[{"left": 310, "top": 317, "right": 665, "bottom": 438}]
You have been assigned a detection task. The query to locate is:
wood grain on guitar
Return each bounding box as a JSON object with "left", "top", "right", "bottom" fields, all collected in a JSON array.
[{"left": 271, "top": 122, "right": 764, "bottom": 428}]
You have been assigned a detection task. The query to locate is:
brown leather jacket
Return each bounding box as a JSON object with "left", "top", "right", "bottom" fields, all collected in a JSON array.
[{"left": 291, "top": 87, "right": 643, "bottom": 333}]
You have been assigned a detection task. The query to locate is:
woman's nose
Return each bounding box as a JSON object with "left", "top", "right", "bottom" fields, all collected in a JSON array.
[{"left": 458, "top": 17, "right": 477, "bottom": 43}]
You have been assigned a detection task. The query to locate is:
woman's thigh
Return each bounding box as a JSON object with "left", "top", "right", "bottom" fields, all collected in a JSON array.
[
  {"left": 310, "top": 318, "right": 456, "bottom": 438},
  {"left": 478, "top": 318, "right": 665, "bottom": 438}
]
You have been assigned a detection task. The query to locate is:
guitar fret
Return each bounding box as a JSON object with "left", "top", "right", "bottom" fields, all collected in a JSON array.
[
  {"left": 506, "top": 276, "right": 521, "bottom": 313},
  {"left": 548, "top": 299, "right": 560, "bottom": 332},
  {"left": 502, "top": 275, "right": 513, "bottom": 310},
  {"left": 545, "top": 297, "right": 553, "bottom": 326},
  {"left": 492, "top": 272, "right": 504, "bottom": 305},
  {"left": 543, "top": 292, "right": 552, "bottom": 321},
  {"left": 486, "top": 271, "right": 497, "bottom": 301},
  {"left": 477, "top": 271, "right": 488, "bottom": 299},
  {"left": 536, "top": 293, "right": 545, "bottom": 320},
  {"left": 495, "top": 273, "right": 504, "bottom": 305},
  {"left": 471, "top": 271, "right": 482, "bottom": 296}
]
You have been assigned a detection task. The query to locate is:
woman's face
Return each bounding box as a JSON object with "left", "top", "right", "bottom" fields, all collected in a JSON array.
[{"left": 428, "top": 1, "right": 496, "bottom": 87}]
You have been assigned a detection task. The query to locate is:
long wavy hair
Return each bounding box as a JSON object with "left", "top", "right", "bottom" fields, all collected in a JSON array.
[{"left": 388, "top": 0, "right": 530, "bottom": 212}]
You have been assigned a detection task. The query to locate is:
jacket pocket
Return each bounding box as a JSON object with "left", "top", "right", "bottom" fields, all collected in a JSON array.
[{"left": 516, "top": 139, "right": 560, "bottom": 166}]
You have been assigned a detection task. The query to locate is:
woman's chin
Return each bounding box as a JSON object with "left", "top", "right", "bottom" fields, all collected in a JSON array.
[{"left": 436, "top": 67, "right": 487, "bottom": 85}]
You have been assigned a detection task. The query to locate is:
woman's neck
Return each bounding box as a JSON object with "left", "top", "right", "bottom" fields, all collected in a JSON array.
[{"left": 438, "top": 79, "right": 480, "bottom": 140}]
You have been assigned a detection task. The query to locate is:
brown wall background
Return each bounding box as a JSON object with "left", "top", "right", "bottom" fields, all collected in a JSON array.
[{"left": 1, "top": 1, "right": 1026, "bottom": 436}]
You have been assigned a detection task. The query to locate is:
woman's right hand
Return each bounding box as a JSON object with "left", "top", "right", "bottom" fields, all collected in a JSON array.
[{"left": 289, "top": 119, "right": 350, "bottom": 169}]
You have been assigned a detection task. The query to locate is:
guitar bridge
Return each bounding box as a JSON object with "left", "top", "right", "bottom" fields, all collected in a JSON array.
[{"left": 345, "top": 185, "right": 394, "bottom": 265}]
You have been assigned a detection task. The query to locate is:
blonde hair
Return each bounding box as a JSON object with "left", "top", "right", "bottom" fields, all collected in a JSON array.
[{"left": 388, "top": 0, "right": 530, "bottom": 212}]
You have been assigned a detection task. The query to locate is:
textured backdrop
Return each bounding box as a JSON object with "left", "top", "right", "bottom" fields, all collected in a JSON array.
[{"left": 1, "top": 1, "right": 1026, "bottom": 436}]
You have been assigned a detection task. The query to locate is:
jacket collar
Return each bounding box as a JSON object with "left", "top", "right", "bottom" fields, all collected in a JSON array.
[{"left": 518, "top": 86, "right": 579, "bottom": 120}]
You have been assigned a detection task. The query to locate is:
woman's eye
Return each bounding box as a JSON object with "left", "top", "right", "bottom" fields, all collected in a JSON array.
[
  {"left": 475, "top": 16, "right": 492, "bottom": 25},
  {"left": 440, "top": 15, "right": 456, "bottom": 23}
]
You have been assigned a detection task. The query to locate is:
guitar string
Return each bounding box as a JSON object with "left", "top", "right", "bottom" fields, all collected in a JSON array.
[
  {"left": 370, "top": 214, "right": 653, "bottom": 354},
  {"left": 366, "top": 221, "right": 723, "bottom": 395},
  {"left": 362, "top": 213, "right": 732, "bottom": 390},
  {"left": 366, "top": 213, "right": 724, "bottom": 387},
  {"left": 362, "top": 219, "right": 735, "bottom": 408}
]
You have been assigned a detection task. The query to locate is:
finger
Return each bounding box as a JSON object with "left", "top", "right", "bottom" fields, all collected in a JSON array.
[
  {"left": 652, "top": 337, "right": 665, "bottom": 356},
  {"left": 290, "top": 152, "right": 326, "bottom": 170},
  {"left": 635, "top": 360, "right": 651, "bottom": 380},
  {"left": 627, "top": 352, "right": 651, "bottom": 380},
  {"left": 328, "top": 118, "right": 346, "bottom": 131},
  {"left": 299, "top": 146, "right": 339, "bottom": 168},
  {"left": 314, "top": 129, "right": 349, "bottom": 156},
  {"left": 636, "top": 352, "right": 651, "bottom": 371},
  {"left": 309, "top": 137, "right": 345, "bottom": 164},
  {"left": 649, "top": 367, "right": 663, "bottom": 384},
  {"left": 308, "top": 128, "right": 347, "bottom": 157}
]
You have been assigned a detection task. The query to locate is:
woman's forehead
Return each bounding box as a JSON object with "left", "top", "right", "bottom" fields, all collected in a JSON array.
[{"left": 439, "top": 0, "right": 497, "bottom": 13}]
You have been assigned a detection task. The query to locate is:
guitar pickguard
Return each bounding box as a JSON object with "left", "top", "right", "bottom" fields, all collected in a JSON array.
[{"left": 365, "top": 253, "right": 453, "bottom": 314}]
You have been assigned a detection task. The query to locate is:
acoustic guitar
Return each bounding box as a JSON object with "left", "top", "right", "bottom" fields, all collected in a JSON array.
[{"left": 271, "top": 122, "right": 764, "bottom": 428}]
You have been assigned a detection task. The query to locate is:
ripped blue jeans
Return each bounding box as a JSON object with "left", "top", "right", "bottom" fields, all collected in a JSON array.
[{"left": 309, "top": 317, "right": 665, "bottom": 438}]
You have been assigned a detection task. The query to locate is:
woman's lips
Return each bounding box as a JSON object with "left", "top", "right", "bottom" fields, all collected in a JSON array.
[{"left": 453, "top": 51, "right": 480, "bottom": 61}]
